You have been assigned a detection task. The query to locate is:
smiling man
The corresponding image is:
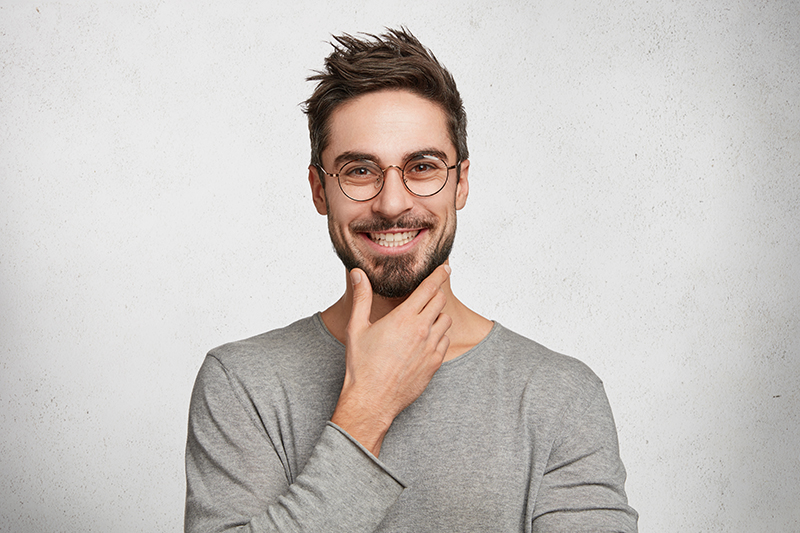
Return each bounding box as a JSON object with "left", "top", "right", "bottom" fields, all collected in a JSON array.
[
  {"left": 185, "top": 29, "right": 638, "bottom": 532},
  {"left": 315, "top": 89, "right": 461, "bottom": 301}
]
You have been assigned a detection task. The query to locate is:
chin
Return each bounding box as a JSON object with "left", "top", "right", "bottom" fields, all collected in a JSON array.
[
  {"left": 328, "top": 211, "right": 457, "bottom": 299},
  {"left": 336, "top": 240, "right": 454, "bottom": 300},
  {"left": 368, "top": 261, "right": 439, "bottom": 299}
]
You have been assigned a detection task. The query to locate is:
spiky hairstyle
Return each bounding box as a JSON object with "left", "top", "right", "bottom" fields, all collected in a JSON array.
[{"left": 303, "top": 28, "right": 468, "bottom": 169}]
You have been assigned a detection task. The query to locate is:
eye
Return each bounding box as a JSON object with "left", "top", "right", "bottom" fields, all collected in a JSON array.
[
  {"left": 341, "top": 161, "right": 380, "bottom": 180},
  {"left": 351, "top": 166, "right": 372, "bottom": 176},
  {"left": 408, "top": 162, "right": 435, "bottom": 174},
  {"left": 405, "top": 157, "right": 445, "bottom": 178}
]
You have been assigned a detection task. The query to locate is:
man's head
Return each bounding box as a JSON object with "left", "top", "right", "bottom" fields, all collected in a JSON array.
[
  {"left": 305, "top": 29, "right": 470, "bottom": 299},
  {"left": 303, "top": 28, "right": 468, "bottom": 170}
]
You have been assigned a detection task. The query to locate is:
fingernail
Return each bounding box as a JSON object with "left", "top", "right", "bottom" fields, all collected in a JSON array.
[
  {"left": 443, "top": 264, "right": 451, "bottom": 274},
  {"left": 350, "top": 270, "right": 362, "bottom": 284}
]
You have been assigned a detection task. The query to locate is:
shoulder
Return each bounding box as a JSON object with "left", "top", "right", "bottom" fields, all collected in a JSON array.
[
  {"left": 477, "top": 325, "right": 618, "bottom": 444},
  {"left": 208, "top": 314, "right": 336, "bottom": 364},
  {"left": 489, "top": 325, "right": 600, "bottom": 380},
  {"left": 201, "top": 314, "right": 344, "bottom": 387},
  {"left": 484, "top": 324, "right": 605, "bottom": 403}
]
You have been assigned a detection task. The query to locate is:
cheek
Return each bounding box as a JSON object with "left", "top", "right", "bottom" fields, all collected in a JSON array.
[{"left": 327, "top": 202, "right": 364, "bottom": 231}]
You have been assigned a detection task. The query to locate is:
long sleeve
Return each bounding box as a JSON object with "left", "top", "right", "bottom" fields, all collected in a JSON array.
[
  {"left": 185, "top": 318, "right": 636, "bottom": 531},
  {"left": 185, "top": 355, "right": 405, "bottom": 533},
  {"left": 531, "top": 382, "right": 638, "bottom": 532}
]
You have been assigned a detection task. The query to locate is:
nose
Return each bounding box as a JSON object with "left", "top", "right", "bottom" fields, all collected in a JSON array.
[{"left": 371, "top": 165, "right": 413, "bottom": 218}]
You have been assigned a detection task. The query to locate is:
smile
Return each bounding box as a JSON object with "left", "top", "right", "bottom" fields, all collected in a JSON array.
[{"left": 368, "top": 230, "right": 420, "bottom": 248}]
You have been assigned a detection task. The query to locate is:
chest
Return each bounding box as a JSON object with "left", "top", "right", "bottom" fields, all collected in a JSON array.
[{"left": 374, "top": 376, "right": 537, "bottom": 532}]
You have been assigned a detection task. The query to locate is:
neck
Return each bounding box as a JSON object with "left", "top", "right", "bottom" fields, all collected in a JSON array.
[{"left": 320, "top": 262, "right": 493, "bottom": 361}]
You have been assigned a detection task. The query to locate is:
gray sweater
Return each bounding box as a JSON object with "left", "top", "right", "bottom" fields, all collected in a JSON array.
[{"left": 185, "top": 314, "right": 637, "bottom": 532}]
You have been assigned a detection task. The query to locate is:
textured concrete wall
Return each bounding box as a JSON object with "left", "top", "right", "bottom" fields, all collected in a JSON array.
[{"left": 1, "top": 2, "right": 798, "bottom": 531}]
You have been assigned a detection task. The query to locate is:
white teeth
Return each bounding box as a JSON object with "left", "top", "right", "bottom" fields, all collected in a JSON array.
[{"left": 369, "top": 230, "right": 419, "bottom": 247}]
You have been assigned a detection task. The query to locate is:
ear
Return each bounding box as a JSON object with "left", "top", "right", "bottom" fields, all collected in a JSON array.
[
  {"left": 455, "top": 159, "right": 470, "bottom": 210},
  {"left": 308, "top": 165, "right": 328, "bottom": 215}
]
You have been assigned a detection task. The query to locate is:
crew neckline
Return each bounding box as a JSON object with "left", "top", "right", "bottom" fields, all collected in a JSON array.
[{"left": 311, "top": 312, "right": 500, "bottom": 368}]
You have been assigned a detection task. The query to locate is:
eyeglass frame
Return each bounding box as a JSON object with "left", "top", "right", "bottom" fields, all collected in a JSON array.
[{"left": 316, "top": 155, "right": 460, "bottom": 202}]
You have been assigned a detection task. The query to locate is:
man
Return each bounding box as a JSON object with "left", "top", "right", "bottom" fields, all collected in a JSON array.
[{"left": 185, "top": 28, "right": 637, "bottom": 532}]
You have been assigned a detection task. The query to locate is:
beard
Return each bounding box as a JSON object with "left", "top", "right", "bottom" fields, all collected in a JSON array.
[{"left": 329, "top": 213, "right": 456, "bottom": 299}]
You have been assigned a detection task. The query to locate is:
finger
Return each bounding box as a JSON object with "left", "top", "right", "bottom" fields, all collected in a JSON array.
[
  {"left": 429, "top": 311, "right": 453, "bottom": 341},
  {"left": 419, "top": 288, "right": 447, "bottom": 324},
  {"left": 435, "top": 333, "right": 451, "bottom": 360},
  {"left": 404, "top": 264, "right": 452, "bottom": 314},
  {"left": 348, "top": 268, "right": 373, "bottom": 331}
]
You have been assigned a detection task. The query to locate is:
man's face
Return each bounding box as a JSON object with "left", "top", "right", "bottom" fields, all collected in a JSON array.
[{"left": 309, "top": 89, "right": 469, "bottom": 299}]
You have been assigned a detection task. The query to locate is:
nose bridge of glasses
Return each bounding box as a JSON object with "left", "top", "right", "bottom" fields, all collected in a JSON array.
[
  {"left": 381, "top": 164, "right": 404, "bottom": 180},
  {"left": 378, "top": 164, "right": 410, "bottom": 198}
]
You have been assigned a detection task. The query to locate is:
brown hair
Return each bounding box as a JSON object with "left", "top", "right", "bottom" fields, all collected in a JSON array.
[{"left": 303, "top": 27, "right": 468, "bottom": 171}]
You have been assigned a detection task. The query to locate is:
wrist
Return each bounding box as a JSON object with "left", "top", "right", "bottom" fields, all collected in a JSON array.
[{"left": 331, "top": 390, "right": 394, "bottom": 456}]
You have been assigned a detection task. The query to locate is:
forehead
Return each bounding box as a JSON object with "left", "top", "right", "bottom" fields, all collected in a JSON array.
[{"left": 323, "top": 89, "right": 454, "bottom": 165}]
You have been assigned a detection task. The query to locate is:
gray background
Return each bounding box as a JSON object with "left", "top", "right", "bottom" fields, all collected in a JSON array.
[{"left": 1, "top": 1, "right": 798, "bottom": 531}]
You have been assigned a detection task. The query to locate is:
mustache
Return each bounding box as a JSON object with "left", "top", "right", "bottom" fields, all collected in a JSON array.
[{"left": 350, "top": 215, "right": 436, "bottom": 233}]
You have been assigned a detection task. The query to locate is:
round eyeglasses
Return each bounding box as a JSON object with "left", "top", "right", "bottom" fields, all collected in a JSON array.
[{"left": 318, "top": 155, "right": 458, "bottom": 202}]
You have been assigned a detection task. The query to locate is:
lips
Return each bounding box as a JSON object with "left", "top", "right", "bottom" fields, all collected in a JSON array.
[
  {"left": 351, "top": 215, "right": 435, "bottom": 254},
  {"left": 368, "top": 230, "right": 420, "bottom": 247}
]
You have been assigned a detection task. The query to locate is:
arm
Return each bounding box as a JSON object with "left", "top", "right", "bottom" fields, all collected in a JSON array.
[
  {"left": 185, "top": 265, "right": 452, "bottom": 532},
  {"left": 532, "top": 383, "right": 639, "bottom": 532},
  {"left": 185, "top": 355, "right": 405, "bottom": 532},
  {"left": 331, "top": 265, "right": 452, "bottom": 456}
]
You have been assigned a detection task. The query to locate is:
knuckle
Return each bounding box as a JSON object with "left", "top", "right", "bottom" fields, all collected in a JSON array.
[
  {"left": 414, "top": 322, "right": 429, "bottom": 341},
  {"left": 345, "top": 320, "right": 360, "bottom": 338},
  {"left": 420, "top": 278, "right": 440, "bottom": 296},
  {"left": 441, "top": 313, "right": 453, "bottom": 328}
]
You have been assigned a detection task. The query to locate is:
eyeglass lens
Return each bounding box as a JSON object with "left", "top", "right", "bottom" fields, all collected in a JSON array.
[{"left": 338, "top": 156, "right": 449, "bottom": 201}]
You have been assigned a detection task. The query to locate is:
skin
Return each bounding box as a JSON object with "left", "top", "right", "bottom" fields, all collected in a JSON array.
[{"left": 308, "top": 89, "right": 494, "bottom": 456}]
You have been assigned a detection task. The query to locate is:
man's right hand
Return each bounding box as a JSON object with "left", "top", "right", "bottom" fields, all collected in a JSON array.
[{"left": 330, "top": 264, "right": 453, "bottom": 456}]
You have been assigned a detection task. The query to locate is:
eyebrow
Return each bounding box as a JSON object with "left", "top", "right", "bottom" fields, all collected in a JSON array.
[{"left": 332, "top": 148, "right": 451, "bottom": 169}]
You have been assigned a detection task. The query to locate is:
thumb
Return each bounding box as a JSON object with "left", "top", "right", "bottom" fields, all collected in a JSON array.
[{"left": 349, "top": 268, "right": 373, "bottom": 329}]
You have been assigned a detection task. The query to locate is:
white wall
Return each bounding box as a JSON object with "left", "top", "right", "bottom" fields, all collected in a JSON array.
[{"left": 1, "top": 2, "right": 798, "bottom": 531}]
